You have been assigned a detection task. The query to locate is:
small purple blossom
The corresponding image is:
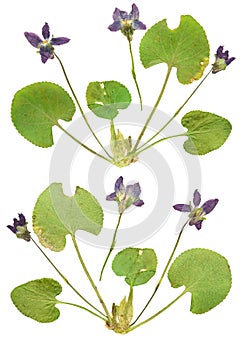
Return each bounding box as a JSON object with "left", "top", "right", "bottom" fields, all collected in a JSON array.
[
  {"left": 24, "top": 22, "right": 70, "bottom": 63},
  {"left": 108, "top": 4, "right": 146, "bottom": 41},
  {"left": 173, "top": 190, "right": 218, "bottom": 230},
  {"left": 212, "top": 46, "right": 235, "bottom": 74},
  {"left": 106, "top": 176, "right": 144, "bottom": 214},
  {"left": 7, "top": 213, "right": 31, "bottom": 242}
]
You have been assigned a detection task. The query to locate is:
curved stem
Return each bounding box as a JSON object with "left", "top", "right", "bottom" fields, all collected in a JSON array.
[
  {"left": 137, "top": 68, "right": 213, "bottom": 152},
  {"left": 54, "top": 53, "right": 112, "bottom": 159},
  {"left": 128, "top": 39, "right": 143, "bottom": 110},
  {"left": 132, "top": 65, "right": 172, "bottom": 152},
  {"left": 135, "top": 133, "right": 187, "bottom": 156},
  {"left": 56, "top": 122, "right": 112, "bottom": 163},
  {"left": 71, "top": 234, "right": 112, "bottom": 324},
  {"left": 57, "top": 300, "right": 107, "bottom": 322},
  {"left": 99, "top": 213, "right": 123, "bottom": 281},
  {"left": 126, "top": 290, "right": 187, "bottom": 333},
  {"left": 131, "top": 220, "right": 189, "bottom": 326},
  {"left": 30, "top": 237, "right": 106, "bottom": 318}
]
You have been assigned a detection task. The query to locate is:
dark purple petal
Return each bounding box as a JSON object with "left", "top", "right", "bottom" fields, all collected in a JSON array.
[
  {"left": 106, "top": 192, "right": 116, "bottom": 201},
  {"left": 24, "top": 32, "right": 42, "bottom": 48},
  {"left": 108, "top": 21, "right": 122, "bottom": 32},
  {"left": 226, "top": 57, "right": 236, "bottom": 66},
  {"left": 7, "top": 225, "right": 17, "bottom": 233},
  {"left": 216, "top": 46, "right": 226, "bottom": 59},
  {"left": 132, "top": 20, "right": 146, "bottom": 30},
  {"left": 129, "top": 4, "right": 139, "bottom": 20},
  {"left": 115, "top": 176, "right": 124, "bottom": 193},
  {"left": 42, "top": 22, "right": 50, "bottom": 39},
  {"left": 201, "top": 199, "right": 219, "bottom": 214},
  {"left": 50, "top": 37, "right": 70, "bottom": 45},
  {"left": 193, "top": 189, "right": 201, "bottom": 206},
  {"left": 39, "top": 45, "right": 53, "bottom": 63},
  {"left": 133, "top": 199, "right": 144, "bottom": 207},
  {"left": 112, "top": 8, "right": 128, "bottom": 21},
  {"left": 194, "top": 220, "right": 203, "bottom": 230},
  {"left": 173, "top": 204, "right": 191, "bottom": 212},
  {"left": 126, "top": 182, "right": 141, "bottom": 199},
  {"left": 18, "top": 213, "right": 26, "bottom": 226}
]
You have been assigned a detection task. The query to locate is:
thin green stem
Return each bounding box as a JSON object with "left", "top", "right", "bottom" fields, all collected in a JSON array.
[
  {"left": 54, "top": 53, "right": 112, "bottom": 159},
  {"left": 128, "top": 39, "right": 143, "bottom": 110},
  {"left": 57, "top": 300, "right": 107, "bottom": 322},
  {"left": 135, "top": 133, "right": 187, "bottom": 156},
  {"left": 137, "top": 68, "right": 213, "bottom": 152},
  {"left": 126, "top": 290, "right": 187, "bottom": 333},
  {"left": 133, "top": 66, "right": 172, "bottom": 152},
  {"left": 30, "top": 237, "right": 106, "bottom": 318},
  {"left": 130, "top": 220, "right": 189, "bottom": 326},
  {"left": 56, "top": 122, "right": 112, "bottom": 163},
  {"left": 71, "top": 234, "right": 112, "bottom": 324},
  {"left": 99, "top": 213, "right": 123, "bottom": 281}
]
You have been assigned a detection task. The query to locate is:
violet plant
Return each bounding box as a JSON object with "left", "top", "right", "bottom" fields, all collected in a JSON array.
[{"left": 7, "top": 3, "right": 234, "bottom": 334}]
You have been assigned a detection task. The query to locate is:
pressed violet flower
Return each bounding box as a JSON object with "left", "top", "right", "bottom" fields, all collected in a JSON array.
[
  {"left": 7, "top": 213, "right": 31, "bottom": 242},
  {"left": 106, "top": 176, "right": 144, "bottom": 214},
  {"left": 24, "top": 22, "right": 70, "bottom": 63},
  {"left": 108, "top": 3, "right": 146, "bottom": 41},
  {"left": 173, "top": 190, "right": 219, "bottom": 230},
  {"left": 212, "top": 45, "right": 235, "bottom": 74}
]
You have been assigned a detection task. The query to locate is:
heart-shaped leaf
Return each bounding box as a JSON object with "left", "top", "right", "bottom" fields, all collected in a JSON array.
[
  {"left": 11, "top": 278, "right": 62, "bottom": 323},
  {"left": 112, "top": 248, "right": 157, "bottom": 286},
  {"left": 140, "top": 16, "right": 209, "bottom": 84},
  {"left": 182, "top": 110, "right": 232, "bottom": 155},
  {"left": 168, "top": 248, "right": 232, "bottom": 314},
  {"left": 33, "top": 183, "right": 103, "bottom": 251},
  {"left": 11, "top": 82, "right": 76, "bottom": 147},
  {"left": 86, "top": 81, "right": 131, "bottom": 120}
]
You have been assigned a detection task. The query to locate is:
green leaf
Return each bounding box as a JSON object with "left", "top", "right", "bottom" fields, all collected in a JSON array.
[
  {"left": 168, "top": 248, "right": 232, "bottom": 314},
  {"left": 140, "top": 16, "right": 209, "bottom": 84},
  {"left": 11, "top": 278, "right": 62, "bottom": 323},
  {"left": 33, "top": 183, "right": 103, "bottom": 251},
  {"left": 182, "top": 110, "right": 232, "bottom": 155},
  {"left": 112, "top": 248, "right": 157, "bottom": 286},
  {"left": 86, "top": 81, "right": 131, "bottom": 120},
  {"left": 11, "top": 82, "right": 76, "bottom": 147}
]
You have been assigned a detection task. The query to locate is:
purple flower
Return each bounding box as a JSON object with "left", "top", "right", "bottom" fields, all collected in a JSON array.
[
  {"left": 173, "top": 190, "right": 219, "bottom": 230},
  {"left": 106, "top": 176, "right": 144, "bottom": 214},
  {"left": 7, "top": 213, "right": 31, "bottom": 242},
  {"left": 24, "top": 22, "right": 70, "bottom": 63},
  {"left": 212, "top": 46, "right": 235, "bottom": 74},
  {"left": 108, "top": 4, "right": 146, "bottom": 41}
]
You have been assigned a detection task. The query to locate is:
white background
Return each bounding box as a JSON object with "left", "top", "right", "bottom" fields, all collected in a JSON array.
[{"left": 0, "top": 0, "right": 250, "bottom": 349}]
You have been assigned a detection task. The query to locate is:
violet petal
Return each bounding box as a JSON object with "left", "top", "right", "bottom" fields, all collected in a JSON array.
[
  {"left": 51, "top": 37, "right": 70, "bottom": 45},
  {"left": 193, "top": 189, "right": 201, "bottom": 207},
  {"left": 173, "top": 204, "right": 191, "bottom": 212},
  {"left": 108, "top": 21, "right": 122, "bottom": 32},
  {"left": 201, "top": 199, "right": 219, "bottom": 214},
  {"left": 133, "top": 199, "right": 144, "bottom": 207},
  {"left": 7, "top": 225, "right": 16, "bottom": 233},
  {"left": 24, "top": 32, "right": 42, "bottom": 48},
  {"left": 195, "top": 220, "right": 203, "bottom": 230},
  {"left": 42, "top": 22, "right": 50, "bottom": 39},
  {"left": 130, "top": 4, "right": 139, "bottom": 20},
  {"left": 132, "top": 20, "right": 146, "bottom": 30},
  {"left": 226, "top": 57, "right": 236, "bottom": 66},
  {"left": 126, "top": 182, "right": 141, "bottom": 199},
  {"left": 106, "top": 192, "right": 116, "bottom": 201},
  {"left": 18, "top": 213, "right": 26, "bottom": 226},
  {"left": 40, "top": 46, "right": 53, "bottom": 63},
  {"left": 115, "top": 176, "right": 124, "bottom": 193}
]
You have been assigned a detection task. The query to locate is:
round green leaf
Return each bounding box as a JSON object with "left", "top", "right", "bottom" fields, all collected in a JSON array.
[
  {"left": 168, "top": 248, "right": 232, "bottom": 314},
  {"left": 182, "top": 110, "right": 232, "bottom": 155},
  {"left": 33, "top": 183, "right": 103, "bottom": 251},
  {"left": 86, "top": 81, "right": 131, "bottom": 120},
  {"left": 112, "top": 248, "right": 157, "bottom": 286},
  {"left": 140, "top": 16, "right": 209, "bottom": 84},
  {"left": 11, "top": 82, "right": 76, "bottom": 147},
  {"left": 11, "top": 278, "right": 62, "bottom": 323}
]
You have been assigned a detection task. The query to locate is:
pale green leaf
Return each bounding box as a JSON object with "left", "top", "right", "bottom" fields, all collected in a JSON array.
[
  {"left": 86, "top": 81, "right": 131, "bottom": 119},
  {"left": 33, "top": 183, "right": 103, "bottom": 251},
  {"left": 112, "top": 248, "right": 157, "bottom": 286},
  {"left": 11, "top": 278, "right": 62, "bottom": 323},
  {"left": 11, "top": 82, "right": 76, "bottom": 147},
  {"left": 168, "top": 248, "right": 232, "bottom": 314},
  {"left": 182, "top": 110, "right": 232, "bottom": 155},
  {"left": 140, "top": 16, "right": 209, "bottom": 84}
]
